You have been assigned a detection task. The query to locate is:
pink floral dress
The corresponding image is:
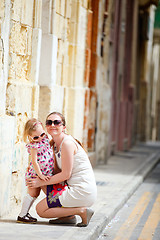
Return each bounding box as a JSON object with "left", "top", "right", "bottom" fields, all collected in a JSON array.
[{"left": 25, "top": 135, "right": 54, "bottom": 181}]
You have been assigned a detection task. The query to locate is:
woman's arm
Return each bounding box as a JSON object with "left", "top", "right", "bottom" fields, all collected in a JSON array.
[
  {"left": 54, "top": 157, "right": 61, "bottom": 174},
  {"left": 31, "top": 148, "right": 50, "bottom": 181},
  {"left": 27, "top": 140, "right": 76, "bottom": 188}
]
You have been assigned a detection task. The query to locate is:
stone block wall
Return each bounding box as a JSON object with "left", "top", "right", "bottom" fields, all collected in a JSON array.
[
  {"left": 38, "top": 0, "right": 89, "bottom": 143},
  {"left": 0, "top": 0, "right": 42, "bottom": 217},
  {"left": 0, "top": 0, "right": 113, "bottom": 217}
]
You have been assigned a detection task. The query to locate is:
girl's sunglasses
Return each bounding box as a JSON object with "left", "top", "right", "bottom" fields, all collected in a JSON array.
[
  {"left": 46, "top": 119, "right": 63, "bottom": 126},
  {"left": 32, "top": 132, "right": 45, "bottom": 140}
]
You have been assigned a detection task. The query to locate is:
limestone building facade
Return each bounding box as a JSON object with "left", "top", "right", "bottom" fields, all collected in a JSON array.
[{"left": 0, "top": 0, "right": 159, "bottom": 217}]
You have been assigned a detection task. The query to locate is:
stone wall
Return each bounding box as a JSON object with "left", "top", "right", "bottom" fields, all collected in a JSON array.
[
  {"left": 38, "top": 0, "right": 89, "bottom": 144},
  {"left": 0, "top": 0, "right": 113, "bottom": 217},
  {"left": 0, "top": 0, "right": 42, "bottom": 217}
]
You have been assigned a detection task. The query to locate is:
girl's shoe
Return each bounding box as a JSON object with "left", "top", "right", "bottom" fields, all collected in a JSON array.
[{"left": 17, "top": 213, "right": 37, "bottom": 223}]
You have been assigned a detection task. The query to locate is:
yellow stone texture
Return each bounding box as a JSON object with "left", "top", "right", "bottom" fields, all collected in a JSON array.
[
  {"left": 31, "top": 85, "right": 39, "bottom": 117},
  {"left": 57, "top": 39, "right": 63, "bottom": 64},
  {"left": 16, "top": 114, "right": 24, "bottom": 143},
  {"left": 68, "top": 44, "right": 75, "bottom": 65},
  {"left": 42, "top": 0, "right": 52, "bottom": 34},
  {"left": 70, "top": 0, "right": 80, "bottom": 23},
  {"left": 30, "top": 28, "right": 42, "bottom": 84},
  {"left": 58, "top": 14, "right": 64, "bottom": 39},
  {"left": 33, "top": 0, "right": 42, "bottom": 28},
  {"left": 38, "top": 85, "right": 64, "bottom": 125},
  {"left": 76, "top": 7, "right": 87, "bottom": 48},
  {"left": 51, "top": 12, "right": 59, "bottom": 36},
  {"left": 8, "top": 53, "right": 16, "bottom": 80},
  {"left": 21, "top": 0, "right": 34, "bottom": 27},
  {"left": 11, "top": 0, "right": 22, "bottom": 22},
  {"left": 63, "top": 18, "right": 68, "bottom": 40},
  {"left": 82, "top": 0, "right": 88, "bottom": 8},
  {"left": 9, "top": 53, "right": 31, "bottom": 82},
  {"left": 6, "top": 82, "right": 34, "bottom": 115},
  {"left": 55, "top": 0, "right": 61, "bottom": 14},
  {"left": 65, "top": 0, "right": 71, "bottom": 18},
  {"left": 0, "top": 0, "right": 5, "bottom": 18},
  {"left": 60, "top": 0, "right": 65, "bottom": 16},
  {"left": 67, "top": 22, "right": 77, "bottom": 44},
  {"left": 61, "top": 63, "right": 70, "bottom": 86},
  {"left": 39, "top": 86, "right": 52, "bottom": 124},
  {"left": 56, "top": 62, "right": 62, "bottom": 85},
  {"left": 62, "top": 41, "right": 68, "bottom": 63},
  {"left": 74, "top": 65, "right": 85, "bottom": 87},
  {"left": 0, "top": 48, "right": 3, "bottom": 79},
  {"left": 10, "top": 21, "right": 33, "bottom": 55},
  {"left": 64, "top": 87, "right": 85, "bottom": 141},
  {"left": 74, "top": 46, "right": 85, "bottom": 67},
  {"left": 52, "top": 13, "right": 65, "bottom": 39},
  {"left": 26, "top": 27, "right": 32, "bottom": 55}
]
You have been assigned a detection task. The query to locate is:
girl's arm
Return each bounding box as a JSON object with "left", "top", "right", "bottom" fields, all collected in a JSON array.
[
  {"left": 26, "top": 155, "right": 31, "bottom": 172},
  {"left": 31, "top": 148, "right": 50, "bottom": 181},
  {"left": 27, "top": 140, "right": 76, "bottom": 188}
]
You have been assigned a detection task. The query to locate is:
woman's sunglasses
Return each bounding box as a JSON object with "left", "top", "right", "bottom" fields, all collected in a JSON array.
[
  {"left": 45, "top": 119, "right": 63, "bottom": 126},
  {"left": 32, "top": 132, "right": 45, "bottom": 140}
]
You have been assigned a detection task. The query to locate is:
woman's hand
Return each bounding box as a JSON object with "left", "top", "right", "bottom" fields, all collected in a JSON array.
[{"left": 27, "top": 177, "right": 43, "bottom": 188}]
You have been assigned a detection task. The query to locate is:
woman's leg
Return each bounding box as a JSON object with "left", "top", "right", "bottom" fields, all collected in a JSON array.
[{"left": 36, "top": 198, "right": 93, "bottom": 226}]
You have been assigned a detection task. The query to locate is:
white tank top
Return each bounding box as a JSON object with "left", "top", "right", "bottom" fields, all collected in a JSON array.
[{"left": 54, "top": 135, "right": 97, "bottom": 207}]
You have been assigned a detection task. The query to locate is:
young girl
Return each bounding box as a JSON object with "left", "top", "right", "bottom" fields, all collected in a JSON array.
[{"left": 17, "top": 118, "right": 54, "bottom": 223}]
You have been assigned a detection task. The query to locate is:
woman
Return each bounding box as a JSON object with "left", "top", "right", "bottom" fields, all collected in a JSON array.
[{"left": 27, "top": 112, "right": 97, "bottom": 227}]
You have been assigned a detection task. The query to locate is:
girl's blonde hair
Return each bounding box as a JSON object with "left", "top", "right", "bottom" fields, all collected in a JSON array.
[{"left": 23, "top": 118, "right": 42, "bottom": 142}]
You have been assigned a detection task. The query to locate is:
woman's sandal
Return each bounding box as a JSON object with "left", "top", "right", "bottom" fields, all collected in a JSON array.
[
  {"left": 77, "top": 208, "right": 94, "bottom": 227},
  {"left": 49, "top": 215, "right": 77, "bottom": 225}
]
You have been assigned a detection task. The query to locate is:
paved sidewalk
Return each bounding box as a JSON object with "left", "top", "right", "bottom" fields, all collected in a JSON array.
[{"left": 0, "top": 142, "right": 160, "bottom": 240}]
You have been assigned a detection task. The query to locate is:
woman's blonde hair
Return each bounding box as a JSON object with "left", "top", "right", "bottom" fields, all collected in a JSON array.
[{"left": 23, "top": 118, "right": 42, "bottom": 142}]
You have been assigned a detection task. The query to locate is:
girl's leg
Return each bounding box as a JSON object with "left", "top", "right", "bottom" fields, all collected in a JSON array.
[
  {"left": 28, "top": 187, "right": 41, "bottom": 198},
  {"left": 36, "top": 198, "right": 93, "bottom": 226},
  {"left": 18, "top": 187, "right": 40, "bottom": 218},
  {"left": 41, "top": 186, "right": 47, "bottom": 195}
]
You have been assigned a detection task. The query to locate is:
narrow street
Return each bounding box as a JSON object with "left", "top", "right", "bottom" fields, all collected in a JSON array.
[{"left": 98, "top": 161, "right": 160, "bottom": 240}]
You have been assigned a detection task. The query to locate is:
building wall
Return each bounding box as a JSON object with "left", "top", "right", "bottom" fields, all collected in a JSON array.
[
  {"left": 0, "top": 0, "right": 159, "bottom": 218},
  {"left": 1, "top": 0, "right": 109, "bottom": 217},
  {"left": 95, "top": 0, "right": 112, "bottom": 162},
  {"left": 0, "top": 0, "right": 42, "bottom": 217},
  {"left": 38, "top": 0, "right": 88, "bottom": 144}
]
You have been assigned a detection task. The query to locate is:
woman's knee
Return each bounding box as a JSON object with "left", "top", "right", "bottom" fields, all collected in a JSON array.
[
  {"left": 36, "top": 202, "right": 41, "bottom": 216},
  {"left": 36, "top": 198, "right": 48, "bottom": 217}
]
